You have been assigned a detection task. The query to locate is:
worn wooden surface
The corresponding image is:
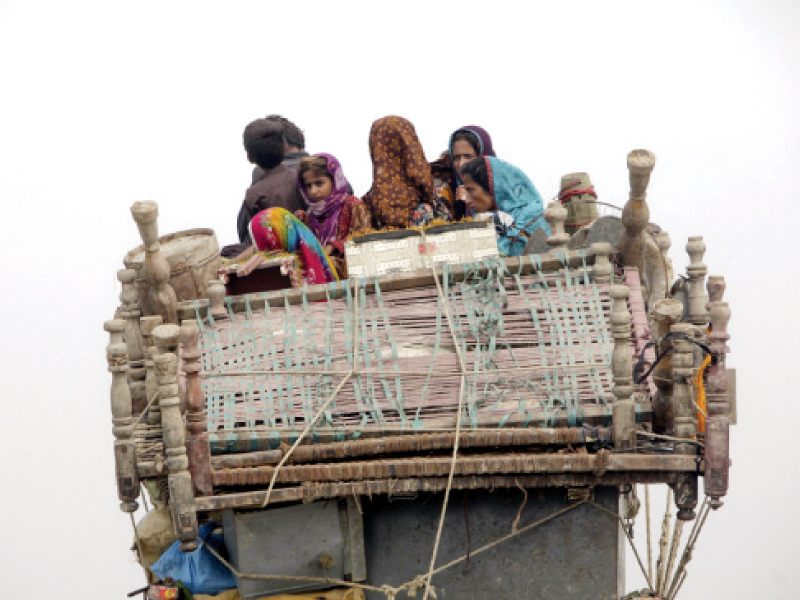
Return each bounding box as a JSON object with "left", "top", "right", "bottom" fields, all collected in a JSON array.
[
  {"left": 195, "top": 468, "right": 692, "bottom": 512},
  {"left": 209, "top": 427, "right": 613, "bottom": 469},
  {"left": 210, "top": 451, "right": 698, "bottom": 487},
  {"left": 201, "top": 404, "right": 653, "bottom": 453}
]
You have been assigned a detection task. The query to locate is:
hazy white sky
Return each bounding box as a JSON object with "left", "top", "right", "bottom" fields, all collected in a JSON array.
[{"left": 1, "top": 1, "right": 798, "bottom": 598}]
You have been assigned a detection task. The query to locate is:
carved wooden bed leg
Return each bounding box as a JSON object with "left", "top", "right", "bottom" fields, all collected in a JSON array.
[
  {"left": 611, "top": 284, "right": 636, "bottom": 451},
  {"left": 619, "top": 150, "right": 655, "bottom": 269},
  {"left": 589, "top": 242, "right": 612, "bottom": 284},
  {"left": 705, "top": 276, "right": 730, "bottom": 509},
  {"left": 154, "top": 324, "right": 199, "bottom": 552},
  {"left": 118, "top": 268, "right": 147, "bottom": 416},
  {"left": 651, "top": 299, "right": 684, "bottom": 435},
  {"left": 671, "top": 322, "right": 698, "bottom": 520},
  {"left": 131, "top": 201, "right": 178, "bottom": 324},
  {"left": 140, "top": 315, "right": 164, "bottom": 424},
  {"left": 545, "top": 200, "right": 569, "bottom": 251},
  {"left": 182, "top": 320, "right": 213, "bottom": 497},
  {"left": 686, "top": 236, "right": 709, "bottom": 328},
  {"left": 105, "top": 318, "right": 140, "bottom": 513}
]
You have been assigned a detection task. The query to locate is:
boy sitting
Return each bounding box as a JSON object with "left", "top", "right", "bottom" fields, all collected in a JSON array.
[{"left": 234, "top": 118, "right": 305, "bottom": 246}]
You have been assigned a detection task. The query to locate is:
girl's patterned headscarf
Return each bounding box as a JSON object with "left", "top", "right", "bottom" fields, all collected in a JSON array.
[
  {"left": 249, "top": 207, "right": 338, "bottom": 285},
  {"left": 363, "top": 116, "right": 434, "bottom": 229},
  {"left": 298, "top": 153, "right": 351, "bottom": 247}
]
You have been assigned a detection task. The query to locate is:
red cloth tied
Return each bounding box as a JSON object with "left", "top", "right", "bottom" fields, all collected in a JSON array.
[{"left": 559, "top": 179, "right": 598, "bottom": 205}]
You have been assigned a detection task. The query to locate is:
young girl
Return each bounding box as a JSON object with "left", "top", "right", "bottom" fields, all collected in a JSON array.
[
  {"left": 233, "top": 207, "right": 339, "bottom": 285},
  {"left": 296, "top": 153, "right": 371, "bottom": 278},
  {"left": 460, "top": 156, "right": 550, "bottom": 257}
]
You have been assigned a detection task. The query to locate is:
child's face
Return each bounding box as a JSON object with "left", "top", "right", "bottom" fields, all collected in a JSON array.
[
  {"left": 301, "top": 170, "right": 334, "bottom": 202},
  {"left": 452, "top": 140, "right": 478, "bottom": 176},
  {"left": 462, "top": 174, "right": 494, "bottom": 214}
]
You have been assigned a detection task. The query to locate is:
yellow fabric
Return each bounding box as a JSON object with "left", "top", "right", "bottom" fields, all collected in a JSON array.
[
  {"left": 195, "top": 587, "right": 365, "bottom": 600},
  {"left": 695, "top": 353, "right": 712, "bottom": 433}
]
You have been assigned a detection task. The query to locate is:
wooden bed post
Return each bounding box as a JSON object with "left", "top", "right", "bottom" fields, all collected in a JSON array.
[
  {"left": 686, "top": 236, "right": 709, "bottom": 328},
  {"left": 105, "top": 318, "right": 140, "bottom": 513},
  {"left": 589, "top": 242, "right": 612, "bottom": 284},
  {"left": 140, "top": 315, "right": 164, "bottom": 424},
  {"left": 118, "top": 268, "right": 147, "bottom": 416},
  {"left": 610, "top": 284, "right": 636, "bottom": 451},
  {"left": 131, "top": 201, "right": 178, "bottom": 324},
  {"left": 619, "top": 149, "right": 655, "bottom": 268},
  {"left": 544, "top": 200, "right": 569, "bottom": 251},
  {"left": 207, "top": 278, "right": 228, "bottom": 322},
  {"left": 671, "top": 322, "right": 698, "bottom": 520},
  {"left": 651, "top": 299, "right": 684, "bottom": 434},
  {"left": 153, "top": 324, "right": 199, "bottom": 551},
  {"left": 705, "top": 276, "right": 730, "bottom": 509},
  {"left": 182, "top": 319, "right": 213, "bottom": 497}
]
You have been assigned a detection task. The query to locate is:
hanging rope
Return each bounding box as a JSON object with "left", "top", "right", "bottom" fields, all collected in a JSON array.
[
  {"left": 665, "top": 498, "right": 712, "bottom": 600},
  {"left": 259, "top": 280, "right": 360, "bottom": 509},
  {"left": 422, "top": 265, "right": 469, "bottom": 600},
  {"left": 655, "top": 488, "right": 673, "bottom": 593},
  {"left": 660, "top": 519, "right": 684, "bottom": 598},
  {"left": 645, "top": 484, "right": 653, "bottom": 585}
]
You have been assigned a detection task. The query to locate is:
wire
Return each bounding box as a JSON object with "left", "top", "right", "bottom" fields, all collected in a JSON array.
[{"left": 633, "top": 332, "right": 713, "bottom": 385}]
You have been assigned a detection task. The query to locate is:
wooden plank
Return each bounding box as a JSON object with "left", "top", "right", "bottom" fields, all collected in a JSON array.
[
  {"left": 206, "top": 406, "right": 651, "bottom": 452},
  {"left": 211, "top": 453, "right": 699, "bottom": 486},
  {"left": 209, "top": 427, "right": 613, "bottom": 469},
  {"left": 195, "top": 470, "right": 680, "bottom": 513}
]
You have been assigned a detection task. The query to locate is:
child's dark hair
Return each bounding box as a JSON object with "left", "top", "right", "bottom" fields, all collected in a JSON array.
[
  {"left": 243, "top": 119, "right": 285, "bottom": 170},
  {"left": 297, "top": 156, "right": 331, "bottom": 185},
  {"left": 460, "top": 157, "right": 490, "bottom": 192},
  {"left": 451, "top": 130, "right": 482, "bottom": 155},
  {"left": 265, "top": 114, "right": 305, "bottom": 150}
]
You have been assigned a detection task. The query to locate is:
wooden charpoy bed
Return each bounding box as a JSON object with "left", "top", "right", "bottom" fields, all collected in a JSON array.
[{"left": 106, "top": 150, "right": 733, "bottom": 600}]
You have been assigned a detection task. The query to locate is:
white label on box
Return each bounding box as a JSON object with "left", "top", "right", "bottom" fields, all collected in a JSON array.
[
  {"left": 377, "top": 259, "right": 411, "bottom": 275},
  {"left": 374, "top": 240, "right": 411, "bottom": 252},
  {"left": 345, "top": 243, "right": 361, "bottom": 256},
  {"left": 428, "top": 232, "right": 456, "bottom": 243},
  {"left": 473, "top": 248, "right": 499, "bottom": 259},
  {"left": 432, "top": 253, "right": 460, "bottom": 265},
  {"left": 468, "top": 227, "right": 496, "bottom": 238},
  {"left": 348, "top": 265, "right": 365, "bottom": 277}
]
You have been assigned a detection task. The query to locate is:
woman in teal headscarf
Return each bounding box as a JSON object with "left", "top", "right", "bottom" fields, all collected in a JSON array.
[{"left": 460, "top": 156, "right": 550, "bottom": 256}]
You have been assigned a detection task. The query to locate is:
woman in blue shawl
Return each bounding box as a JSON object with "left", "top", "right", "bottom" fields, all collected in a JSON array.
[{"left": 460, "top": 156, "right": 550, "bottom": 256}]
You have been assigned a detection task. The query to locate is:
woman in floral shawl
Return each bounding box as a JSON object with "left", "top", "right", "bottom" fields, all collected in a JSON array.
[
  {"left": 363, "top": 116, "right": 435, "bottom": 229},
  {"left": 296, "top": 153, "right": 371, "bottom": 278}
]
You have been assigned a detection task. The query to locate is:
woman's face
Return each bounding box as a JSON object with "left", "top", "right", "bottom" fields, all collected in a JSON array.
[
  {"left": 301, "top": 170, "right": 333, "bottom": 202},
  {"left": 452, "top": 139, "right": 479, "bottom": 176},
  {"left": 462, "top": 174, "right": 494, "bottom": 214}
]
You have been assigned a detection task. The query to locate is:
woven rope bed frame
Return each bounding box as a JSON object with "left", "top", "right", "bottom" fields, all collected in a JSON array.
[{"left": 180, "top": 259, "right": 653, "bottom": 455}]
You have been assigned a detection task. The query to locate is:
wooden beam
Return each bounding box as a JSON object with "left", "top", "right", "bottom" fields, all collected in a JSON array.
[
  {"left": 195, "top": 471, "right": 685, "bottom": 512},
  {"left": 206, "top": 406, "right": 653, "bottom": 453},
  {"left": 209, "top": 427, "right": 613, "bottom": 470},
  {"left": 211, "top": 452, "right": 699, "bottom": 486}
]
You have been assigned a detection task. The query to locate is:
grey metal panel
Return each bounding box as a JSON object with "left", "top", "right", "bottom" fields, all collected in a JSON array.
[
  {"left": 223, "top": 501, "right": 347, "bottom": 600},
  {"left": 361, "top": 486, "right": 623, "bottom": 600}
]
